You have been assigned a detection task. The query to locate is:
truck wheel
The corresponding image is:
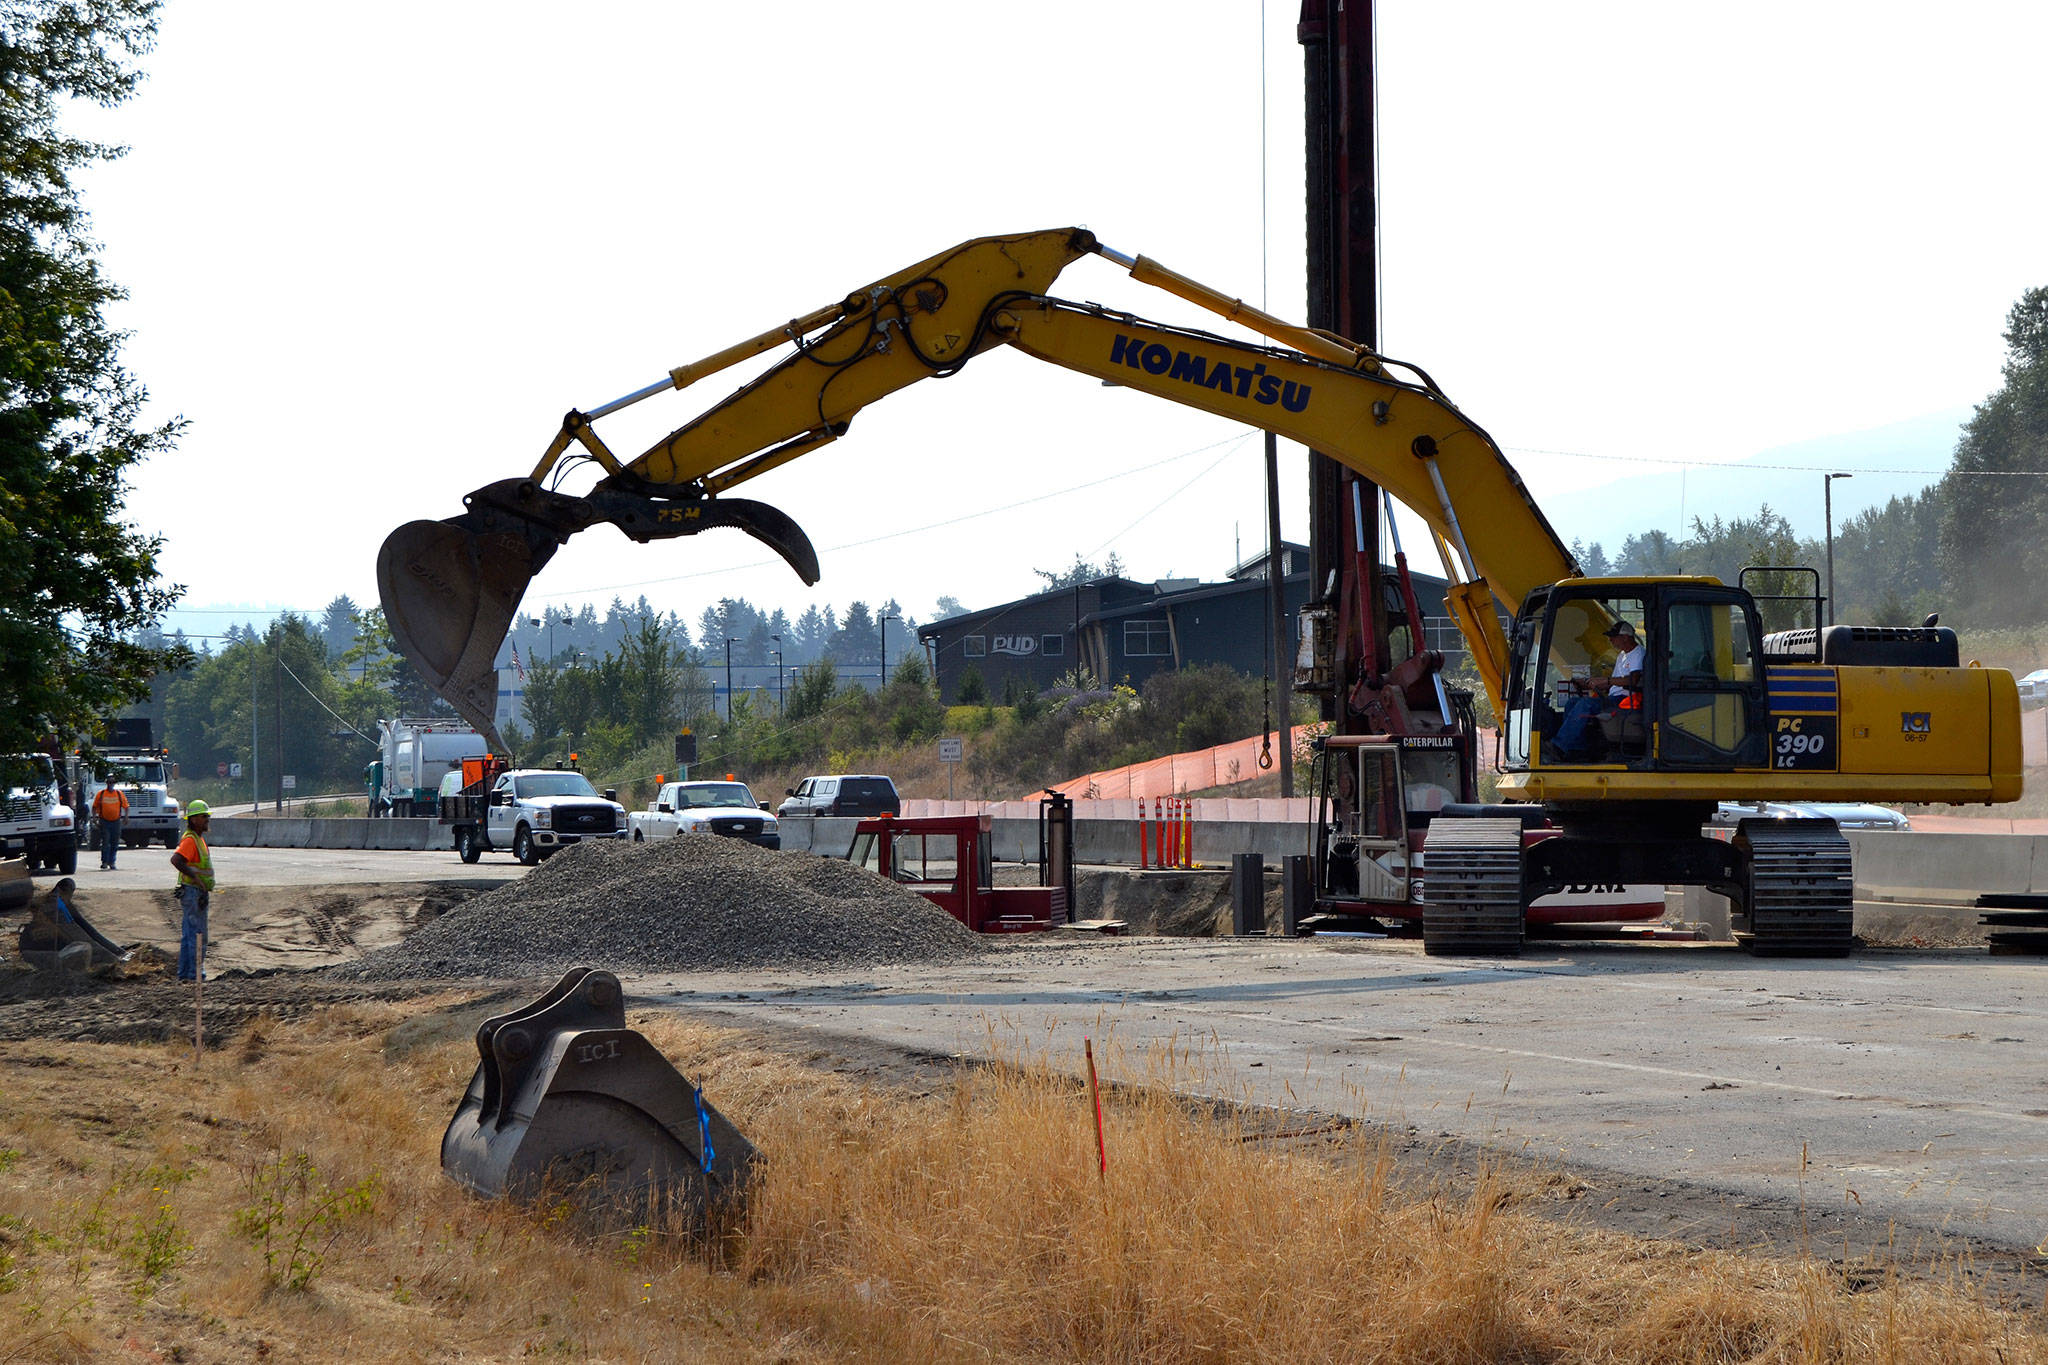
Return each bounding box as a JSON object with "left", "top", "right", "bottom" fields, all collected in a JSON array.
[
  {"left": 632, "top": 829, "right": 644, "bottom": 842},
  {"left": 53, "top": 840, "right": 77, "bottom": 876},
  {"left": 513, "top": 826, "right": 539, "bottom": 866},
  {"left": 457, "top": 827, "right": 483, "bottom": 864},
  {"left": 162, "top": 833, "right": 178, "bottom": 849}
]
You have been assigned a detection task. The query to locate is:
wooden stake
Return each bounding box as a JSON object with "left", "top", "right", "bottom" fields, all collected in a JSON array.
[
  {"left": 1084, "top": 1038, "right": 1106, "bottom": 1179},
  {"left": 192, "top": 932, "right": 205, "bottom": 1063}
]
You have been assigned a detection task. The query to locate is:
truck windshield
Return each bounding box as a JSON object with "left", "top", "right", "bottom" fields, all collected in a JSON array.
[
  {"left": 516, "top": 773, "right": 599, "bottom": 799},
  {"left": 105, "top": 762, "right": 165, "bottom": 785},
  {"left": 2, "top": 756, "right": 55, "bottom": 792},
  {"left": 678, "top": 784, "right": 756, "bottom": 809}
]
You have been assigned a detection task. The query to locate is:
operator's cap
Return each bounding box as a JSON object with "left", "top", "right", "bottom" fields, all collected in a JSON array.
[{"left": 1604, "top": 620, "right": 1638, "bottom": 638}]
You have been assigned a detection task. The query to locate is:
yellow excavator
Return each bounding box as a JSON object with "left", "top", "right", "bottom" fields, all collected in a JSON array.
[{"left": 378, "top": 228, "right": 2022, "bottom": 957}]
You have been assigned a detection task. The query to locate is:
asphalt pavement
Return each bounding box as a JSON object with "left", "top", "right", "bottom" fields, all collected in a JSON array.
[{"left": 640, "top": 934, "right": 2048, "bottom": 1255}]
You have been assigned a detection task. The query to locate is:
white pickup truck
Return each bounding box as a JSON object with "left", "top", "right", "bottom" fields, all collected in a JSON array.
[
  {"left": 478, "top": 768, "right": 628, "bottom": 865},
  {"left": 629, "top": 780, "right": 780, "bottom": 849}
]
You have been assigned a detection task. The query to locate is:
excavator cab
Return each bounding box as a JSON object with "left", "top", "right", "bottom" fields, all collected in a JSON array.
[{"left": 1504, "top": 580, "right": 1770, "bottom": 773}]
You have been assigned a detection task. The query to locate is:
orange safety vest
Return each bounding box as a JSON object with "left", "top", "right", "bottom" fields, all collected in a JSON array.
[{"left": 94, "top": 788, "right": 128, "bottom": 820}]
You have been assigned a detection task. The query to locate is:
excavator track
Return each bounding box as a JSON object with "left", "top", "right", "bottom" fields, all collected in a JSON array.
[
  {"left": 1421, "top": 817, "right": 1525, "bottom": 957},
  {"left": 1734, "top": 818, "right": 1854, "bottom": 957}
]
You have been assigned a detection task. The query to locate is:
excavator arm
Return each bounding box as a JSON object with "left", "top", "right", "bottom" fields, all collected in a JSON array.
[{"left": 378, "top": 228, "right": 1577, "bottom": 742}]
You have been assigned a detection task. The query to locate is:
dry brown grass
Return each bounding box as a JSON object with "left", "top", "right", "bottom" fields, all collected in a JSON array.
[{"left": 0, "top": 1002, "right": 2042, "bottom": 1362}]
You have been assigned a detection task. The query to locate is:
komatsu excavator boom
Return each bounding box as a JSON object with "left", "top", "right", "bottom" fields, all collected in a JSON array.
[{"left": 380, "top": 228, "right": 2021, "bottom": 957}]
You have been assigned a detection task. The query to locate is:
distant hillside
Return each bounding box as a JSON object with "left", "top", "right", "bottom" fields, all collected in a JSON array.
[{"left": 1538, "top": 407, "right": 1970, "bottom": 552}]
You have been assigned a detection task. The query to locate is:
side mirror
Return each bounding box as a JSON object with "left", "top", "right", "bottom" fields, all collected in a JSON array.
[
  {"left": 490, "top": 791, "right": 508, "bottom": 806},
  {"left": 603, "top": 788, "right": 617, "bottom": 802},
  {"left": 785, "top": 788, "right": 797, "bottom": 797},
  {"left": 658, "top": 803, "right": 673, "bottom": 814}
]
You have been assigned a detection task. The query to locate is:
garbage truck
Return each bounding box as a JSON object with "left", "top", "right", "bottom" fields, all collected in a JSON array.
[{"left": 368, "top": 718, "right": 485, "bottom": 817}]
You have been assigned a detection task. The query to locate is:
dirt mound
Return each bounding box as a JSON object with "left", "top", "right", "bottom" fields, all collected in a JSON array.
[{"left": 342, "top": 835, "right": 986, "bottom": 980}]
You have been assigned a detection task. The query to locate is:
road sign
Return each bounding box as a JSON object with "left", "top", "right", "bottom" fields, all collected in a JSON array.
[
  {"left": 216, "top": 762, "right": 228, "bottom": 779},
  {"left": 938, "top": 737, "right": 963, "bottom": 763},
  {"left": 281, "top": 774, "right": 297, "bottom": 791},
  {"left": 229, "top": 763, "right": 243, "bottom": 779}
]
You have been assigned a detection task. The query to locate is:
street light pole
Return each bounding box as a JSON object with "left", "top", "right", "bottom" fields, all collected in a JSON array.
[
  {"left": 770, "top": 649, "right": 784, "bottom": 713},
  {"left": 879, "top": 614, "right": 899, "bottom": 687},
  {"left": 724, "top": 637, "right": 739, "bottom": 720},
  {"left": 1824, "top": 472, "right": 1853, "bottom": 627}
]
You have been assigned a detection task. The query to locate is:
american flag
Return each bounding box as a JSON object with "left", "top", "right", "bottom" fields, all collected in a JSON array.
[{"left": 510, "top": 642, "right": 526, "bottom": 682}]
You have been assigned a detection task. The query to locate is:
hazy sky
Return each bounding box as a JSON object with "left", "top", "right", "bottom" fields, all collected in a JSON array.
[{"left": 71, "top": 1, "right": 2048, "bottom": 638}]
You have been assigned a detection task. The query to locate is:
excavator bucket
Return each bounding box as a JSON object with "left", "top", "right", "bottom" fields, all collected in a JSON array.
[
  {"left": 377, "top": 517, "right": 540, "bottom": 748},
  {"left": 441, "top": 968, "right": 755, "bottom": 1228},
  {"left": 0, "top": 858, "right": 29, "bottom": 915},
  {"left": 379, "top": 478, "right": 819, "bottom": 743}
]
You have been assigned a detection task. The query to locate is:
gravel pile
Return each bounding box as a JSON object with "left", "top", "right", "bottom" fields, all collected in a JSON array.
[{"left": 342, "top": 835, "right": 986, "bottom": 980}]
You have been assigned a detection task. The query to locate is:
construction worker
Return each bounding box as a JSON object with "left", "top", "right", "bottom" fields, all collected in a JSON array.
[
  {"left": 169, "top": 800, "right": 215, "bottom": 982},
  {"left": 93, "top": 777, "right": 128, "bottom": 870},
  {"left": 1554, "top": 620, "right": 1647, "bottom": 758}
]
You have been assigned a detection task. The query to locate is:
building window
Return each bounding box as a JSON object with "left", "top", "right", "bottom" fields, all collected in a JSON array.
[
  {"left": 1123, "top": 619, "right": 1170, "bottom": 657},
  {"left": 1041, "top": 634, "right": 1065, "bottom": 658},
  {"left": 962, "top": 635, "right": 986, "bottom": 658}
]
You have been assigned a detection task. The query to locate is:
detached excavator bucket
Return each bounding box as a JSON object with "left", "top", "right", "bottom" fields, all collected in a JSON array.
[
  {"left": 0, "top": 858, "right": 29, "bottom": 915},
  {"left": 441, "top": 968, "right": 754, "bottom": 1227}
]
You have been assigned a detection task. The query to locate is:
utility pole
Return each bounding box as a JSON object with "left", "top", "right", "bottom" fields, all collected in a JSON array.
[
  {"left": 724, "top": 637, "right": 739, "bottom": 720},
  {"left": 250, "top": 650, "right": 259, "bottom": 813},
  {"left": 273, "top": 636, "right": 284, "bottom": 812},
  {"left": 1264, "top": 432, "right": 1295, "bottom": 795},
  {"left": 771, "top": 648, "right": 784, "bottom": 713},
  {"left": 1824, "top": 472, "right": 1853, "bottom": 627}
]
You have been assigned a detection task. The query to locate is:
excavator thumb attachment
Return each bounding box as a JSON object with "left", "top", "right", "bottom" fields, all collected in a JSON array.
[
  {"left": 378, "top": 478, "right": 819, "bottom": 744},
  {"left": 441, "top": 967, "right": 755, "bottom": 1229}
]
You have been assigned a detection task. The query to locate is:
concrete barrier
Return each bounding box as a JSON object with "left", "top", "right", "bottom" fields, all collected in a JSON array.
[
  {"left": 1845, "top": 830, "right": 2048, "bottom": 903},
  {"left": 209, "top": 817, "right": 441, "bottom": 851},
  {"left": 773, "top": 816, "right": 862, "bottom": 858}
]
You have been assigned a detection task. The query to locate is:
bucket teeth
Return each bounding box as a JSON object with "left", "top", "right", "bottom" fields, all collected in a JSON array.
[{"left": 440, "top": 968, "right": 755, "bottom": 1225}]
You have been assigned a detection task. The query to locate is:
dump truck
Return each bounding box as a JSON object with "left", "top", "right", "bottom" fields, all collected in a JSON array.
[{"left": 0, "top": 754, "right": 76, "bottom": 875}]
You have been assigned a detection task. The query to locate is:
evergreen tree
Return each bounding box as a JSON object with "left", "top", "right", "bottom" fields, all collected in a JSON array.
[
  {"left": 0, "top": 0, "right": 189, "bottom": 751},
  {"left": 1939, "top": 286, "right": 2048, "bottom": 624}
]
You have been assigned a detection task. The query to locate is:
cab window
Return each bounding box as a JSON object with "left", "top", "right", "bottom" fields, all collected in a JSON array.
[
  {"left": 1531, "top": 594, "right": 1647, "bottom": 762},
  {"left": 888, "top": 833, "right": 958, "bottom": 884}
]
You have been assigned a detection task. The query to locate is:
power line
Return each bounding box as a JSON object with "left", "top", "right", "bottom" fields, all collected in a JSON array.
[
  {"left": 1087, "top": 435, "right": 1253, "bottom": 560},
  {"left": 1508, "top": 446, "right": 2048, "bottom": 477},
  {"left": 531, "top": 432, "right": 1256, "bottom": 602}
]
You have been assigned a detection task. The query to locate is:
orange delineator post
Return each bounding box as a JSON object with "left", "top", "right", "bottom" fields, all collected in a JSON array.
[
  {"left": 1138, "top": 800, "right": 1150, "bottom": 869},
  {"left": 1180, "top": 796, "right": 1193, "bottom": 868},
  {"left": 1154, "top": 797, "right": 1166, "bottom": 868}
]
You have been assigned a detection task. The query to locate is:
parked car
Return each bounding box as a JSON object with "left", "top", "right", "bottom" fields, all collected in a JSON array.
[
  {"left": 1710, "top": 800, "right": 1910, "bottom": 832},
  {"left": 630, "top": 780, "right": 779, "bottom": 848},
  {"left": 777, "top": 774, "right": 900, "bottom": 819},
  {"left": 2018, "top": 669, "right": 2048, "bottom": 708}
]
